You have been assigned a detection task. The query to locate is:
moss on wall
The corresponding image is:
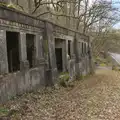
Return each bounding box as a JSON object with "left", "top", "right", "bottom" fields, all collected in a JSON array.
[{"left": 0, "top": 2, "right": 23, "bottom": 12}]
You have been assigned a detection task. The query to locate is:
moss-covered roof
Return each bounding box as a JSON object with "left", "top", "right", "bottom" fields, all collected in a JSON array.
[{"left": 0, "top": 2, "right": 23, "bottom": 12}]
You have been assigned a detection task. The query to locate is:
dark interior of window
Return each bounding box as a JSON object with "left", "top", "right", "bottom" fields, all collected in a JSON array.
[
  {"left": 68, "top": 40, "right": 71, "bottom": 57},
  {"left": 6, "top": 31, "right": 20, "bottom": 73},
  {"left": 55, "top": 48, "right": 63, "bottom": 72}
]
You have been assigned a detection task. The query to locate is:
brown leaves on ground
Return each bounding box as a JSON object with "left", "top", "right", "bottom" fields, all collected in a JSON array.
[{"left": 1, "top": 69, "right": 120, "bottom": 120}]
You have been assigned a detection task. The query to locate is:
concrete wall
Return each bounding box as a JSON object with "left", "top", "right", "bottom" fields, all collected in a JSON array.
[
  {"left": 0, "top": 29, "right": 46, "bottom": 103},
  {"left": 0, "top": 10, "right": 46, "bottom": 102},
  {"left": 0, "top": 27, "right": 46, "bottom": 103},
  {"left": 0, "top": 30, "right": 8, "bottom": 74},
  {"left": 0, "top": 6, "right": 92, "bottom": 103},
  {"left": 0, "top": 66, "right": 45, "bottom": 103}
]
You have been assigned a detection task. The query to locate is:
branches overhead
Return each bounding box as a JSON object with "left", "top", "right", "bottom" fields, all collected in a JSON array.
[
  {"left": 30, "top": 0, "right": 120, "bottom": 34},
  {"left": 25, "top": 0, "right": 120, "bottom": 55},
  {"left": 32, "top": 0, "right": 77, "bottom": 14}
]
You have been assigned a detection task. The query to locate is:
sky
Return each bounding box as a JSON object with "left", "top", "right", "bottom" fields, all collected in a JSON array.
[
  {"left": 89, "top": 0, "right": 120, "bottom": 29},
  {"left": 112, "top": 0, "right": 120, "bottom": 29}
]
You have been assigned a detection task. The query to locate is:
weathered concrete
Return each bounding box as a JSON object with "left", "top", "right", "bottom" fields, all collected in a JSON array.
[
  {"left": 0, "top": 5, "right": 93, "bottom": 103},
  {"left": 0, "top": 29, "right": 8, "bottom": 74},
  {"left": 68, "top": 58, "right": 76, "bottom": 81},
  {"left": 0, "top": 66, "right": 45, "bottom": 103},
  {"left": 19, "top": 32, "right": 29, "bottom": 71},
  {"left": 45, "top": 22, "right": 58, "bottom": 83}
]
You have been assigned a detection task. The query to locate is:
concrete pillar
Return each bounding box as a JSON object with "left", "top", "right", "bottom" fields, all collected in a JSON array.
[
  {"left": 65, "top": 39, "right": 74, "bottom": 71},
  {"left": 45, "top": 22, "right": 58, "bottom": 82},
  {"left": 0, "top": 29, "right": 8, "bottom": 74},
  {"left": 34, "top": 34, "right": 45, "bottom": 66},
  {"left": 74, "top": 35, "right": 81, "bottom": 77},
  {"left": 19, "top": 32, "right": 29, "bottom": 71},
  {"left": 66, "top": 40, "right": 68, "bottom": 55},
  {"left": 62, "top": 40, "right": 67, "bottom": 72},
  {"left": 65, "top": 40, "right": 68, "bottom": 71},
  {"left": 88, "top": 41, "right": 94, "bottom": 74}
]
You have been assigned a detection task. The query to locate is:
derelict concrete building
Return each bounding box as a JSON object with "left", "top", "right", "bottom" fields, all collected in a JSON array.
[{"left": 0, "top": 6, "right": 93, "bottom": 102}]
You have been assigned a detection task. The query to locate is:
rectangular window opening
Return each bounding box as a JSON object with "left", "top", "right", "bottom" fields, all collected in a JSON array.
[{"left": 6, "top": 31, "right": 20, "bottom": 73}]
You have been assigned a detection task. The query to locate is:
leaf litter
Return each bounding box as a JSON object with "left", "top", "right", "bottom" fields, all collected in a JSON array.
[{"left": 1, "top": 69, "right": 120, "bottom": 120}]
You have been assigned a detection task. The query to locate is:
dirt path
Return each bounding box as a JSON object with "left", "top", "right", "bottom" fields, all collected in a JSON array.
[{"left": 1, "top": 69, "right": 120, "bottom": 120}]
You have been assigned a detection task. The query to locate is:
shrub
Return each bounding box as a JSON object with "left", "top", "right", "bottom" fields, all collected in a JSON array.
[
  {"left": 100, "top": 63, "right": 106, "bottom": 67},
  {"left": 58, "top": 73, "right": 69, "bottom": 87},
  {"left": 59, "top": 78, "right": 67, "bottom": 87},
  {"left": 112, "top": 66, "right": 120, "bottom": 71}
]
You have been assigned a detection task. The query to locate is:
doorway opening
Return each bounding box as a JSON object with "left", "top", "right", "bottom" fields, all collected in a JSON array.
[
  {"left": 84, "top": 43, "right": 86, "bottom": 54},
  {"left": 68, "top": 40, "right": 71, "bottom": 58},
  {"left": 55, "top": 48, "right": 63, "bottom": 72},
  {"left": 82, "top": 42, "right": 84, "bottom": 54},
  {"left": 26, "top": 34, "right": 35, "bottom": 68},
  {"left": 6, "top": 31, "right": 20, "bottom": 73}
]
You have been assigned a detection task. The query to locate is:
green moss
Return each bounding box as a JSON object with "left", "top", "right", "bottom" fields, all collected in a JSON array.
[
  {"left": 58, "top": 73, "right": 69, "bottom": 87},
  {"left": 0, "top": 2, "right": 7, "bottom": 7},
  {"left": 76, "top": 73, "right": 92, "bottom": 81},
  {"left": 112, "top": 66, "right": 120, "bottom": 71},
  {"left": 0, "top": 2, "right": 23, "bottom": 12},
  {"left": 75, "top": 74, "right": 84, "bottom": 80},
  {"left": 7, "top": 3, "right": 23, "bottom": 11},
  {"left": 0, "top": 107, "right": 9, "bottom": 116},
  {"left": 94, "top": 56, "right": 112, "bottom": 67},
  {"left": 59, "top": 78, "right": 67, "bottom": 87},
  {"left": 99, "top": 63, "right": 106, "bottom": 67}
]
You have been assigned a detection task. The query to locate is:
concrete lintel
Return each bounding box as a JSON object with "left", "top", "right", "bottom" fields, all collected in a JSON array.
[{"left": 54, "top": 33, "right": 74, "bottom": 41}]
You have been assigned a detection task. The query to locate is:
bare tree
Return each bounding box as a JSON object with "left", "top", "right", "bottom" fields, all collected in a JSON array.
[{"left": 6, "top": 0, "right": 120, "bottom": 55}]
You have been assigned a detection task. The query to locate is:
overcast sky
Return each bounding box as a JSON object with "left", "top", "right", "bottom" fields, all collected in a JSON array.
[
  {"left": 86, "top": 0, "right": 120, "bottom": 29},
  {"left": 112, "top": 0, "right": 120, "bottom": 29}
]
